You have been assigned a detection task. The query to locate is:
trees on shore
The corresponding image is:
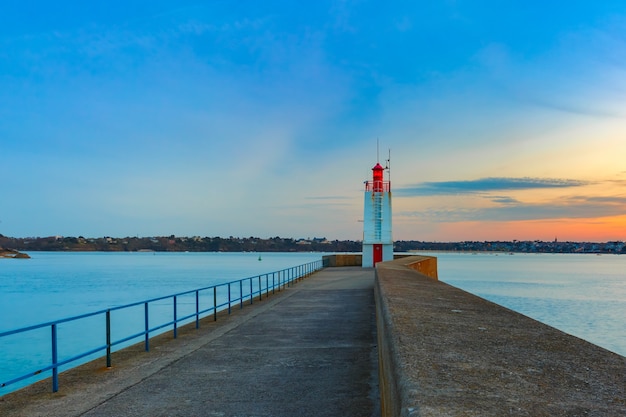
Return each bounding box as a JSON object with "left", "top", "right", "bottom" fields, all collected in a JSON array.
[{"left": 1, "top": 234, "right": 624, "bottom": 254}]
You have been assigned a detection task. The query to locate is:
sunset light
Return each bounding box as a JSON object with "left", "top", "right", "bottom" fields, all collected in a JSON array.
[{"left": 1, "top": 1, "right": 625, "bottom": 242}]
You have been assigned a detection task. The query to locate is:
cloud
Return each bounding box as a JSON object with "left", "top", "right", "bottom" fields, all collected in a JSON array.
[
  {"left": 396, "top": 177, "right": 589, "bottom": 196},
  {"left": 305, "top": 196, "right": 351, "bottom": 200},
  {"left": 398, "top": 195, "right": 626, "bottom": 223},
  {"left": 489, "top": 196, "right": 520, "bottom": 204},
  {"left": 577, "top": 196, "right": 626, "bottom": 205}
]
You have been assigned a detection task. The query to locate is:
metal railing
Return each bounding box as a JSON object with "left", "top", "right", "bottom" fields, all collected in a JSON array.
[
  {"left": 0, "top": 259, "right": 323, "bottom": 394},
  {"left": 364, "top": 180, "right": 390, "bottom": 192}
]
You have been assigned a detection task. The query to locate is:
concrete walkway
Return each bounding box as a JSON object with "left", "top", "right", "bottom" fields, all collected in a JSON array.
[{"left": 1, "top": 267, "right": 380, "bottom": 417}]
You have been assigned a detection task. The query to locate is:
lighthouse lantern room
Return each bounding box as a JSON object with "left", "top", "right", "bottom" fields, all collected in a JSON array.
[{"left": 362, "top": 160, "right": 393, "bottom": 267}]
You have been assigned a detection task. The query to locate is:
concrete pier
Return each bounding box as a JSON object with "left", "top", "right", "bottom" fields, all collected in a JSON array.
[
  {"left": 0, "top": 267, "right": 380, "bottom": 417},
  {"left": 1, "top": 256, "right": 624, "bottom": 416},
  {"left": 376, "top": 256, "right": 625, "bottom": 416}
]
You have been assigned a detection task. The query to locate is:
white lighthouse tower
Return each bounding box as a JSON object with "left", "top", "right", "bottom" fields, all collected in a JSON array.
[{"left": 362, "top": 159, "right": 393, "bottom": 267}]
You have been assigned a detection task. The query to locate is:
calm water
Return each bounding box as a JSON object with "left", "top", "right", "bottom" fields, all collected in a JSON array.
[
  {"left": 1, "top": 251, "right": 625, "bottom": 395},
  {"left": 0, "top": 252, "right": 324, "bottom": 331},
  {"left": 0, "top": 252, "right": 324, "bottom": 394}
]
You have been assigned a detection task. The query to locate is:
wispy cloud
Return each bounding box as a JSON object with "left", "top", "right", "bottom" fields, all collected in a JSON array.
[
  {"left": 305, "top": 196, "right": 351, "bottom": 200},
  {"left": 398, "top": 195, "right": 626, "bottom": 223},
  {"left": 489, "top": 195, "right": 520, "bottom": 204},
  {"left": 396, "top": 177, "right": 589, "bottom": 196}
]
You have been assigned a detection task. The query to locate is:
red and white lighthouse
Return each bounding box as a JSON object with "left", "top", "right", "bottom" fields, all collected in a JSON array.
[{"left": 362, "top": 161, "right": 393, "bottom": 267}]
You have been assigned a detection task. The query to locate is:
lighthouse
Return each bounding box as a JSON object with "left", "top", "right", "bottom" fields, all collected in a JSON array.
[{"left": 362, "top": 160, "right": 393, "bottom": 267}]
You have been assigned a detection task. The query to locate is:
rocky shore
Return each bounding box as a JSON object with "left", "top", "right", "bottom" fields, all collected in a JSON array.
[{"left": 0, "top": 248, "right": 30, "bottom": 258}]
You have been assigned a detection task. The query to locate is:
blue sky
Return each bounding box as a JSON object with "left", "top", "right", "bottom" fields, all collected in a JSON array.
[{"left": 1, "top": 1, "right": 625, "bottom": 241}]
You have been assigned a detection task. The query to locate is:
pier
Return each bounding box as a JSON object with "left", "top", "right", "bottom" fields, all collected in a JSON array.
[
  {"left": 1, "top": 256, "right": 625, "bottom": 416},
  {"left": 1, "top": 266, "right": 380, "bottom": 417}
]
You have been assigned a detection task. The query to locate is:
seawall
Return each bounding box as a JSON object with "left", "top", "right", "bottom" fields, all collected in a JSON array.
[
  {"left": 375, "top": 255, "right": 625, "bottom": 416},
  {"left": 2, "top": 254, "right": 624, "bottom": 416}
]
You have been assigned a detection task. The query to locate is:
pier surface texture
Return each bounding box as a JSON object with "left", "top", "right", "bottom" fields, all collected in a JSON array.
[
  {"left": 0, "top": 267, "right": 380, "bottom": 417},
  {"left": 376, "top": 256, "right": 625, "bottom": 417}
]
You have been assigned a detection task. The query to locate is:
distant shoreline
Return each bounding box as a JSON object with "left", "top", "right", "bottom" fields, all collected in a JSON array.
[{"left": 0, "top": 234, "right": 624, "bottom": 255}]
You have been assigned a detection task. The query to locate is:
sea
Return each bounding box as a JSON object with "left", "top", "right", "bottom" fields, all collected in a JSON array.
[{"left": 1, "top": 251, "right": 624, "bottom": 395}]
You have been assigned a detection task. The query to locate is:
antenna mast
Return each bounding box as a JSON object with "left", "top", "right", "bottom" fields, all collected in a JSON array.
[{"left": 386, "top": 148, "right": 391, "bottom": 184}]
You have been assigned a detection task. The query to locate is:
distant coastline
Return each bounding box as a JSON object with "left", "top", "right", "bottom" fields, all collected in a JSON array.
[{"left": 0, "top": 235, "right": 624, "bottom": 254}]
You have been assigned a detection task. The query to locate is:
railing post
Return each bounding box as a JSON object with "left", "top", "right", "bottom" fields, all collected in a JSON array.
[
  {"left": 213, "top": 287, "right": 217, "bottom": 321},
  {"left": 258, "top": 276, "right": 262, "bottom": 301},
  {"left": 250, "top": 279, "right": 253, "bottom": 305},
  {"left": 228, "top": 283, "right": 231, "bottom": 314},
  {"left": 266, "top": 274, "right": 269, "bottom": 298},
  {"left": 144, "top": 302, "right": 150, "bottom": 351},
  {"left": 239, "top": 280, "right": 243, "bottom": 309},
  {"left": 173, "top": 296, "right": 178, "bottom": 339},
  {"left": 106, "top": 310, "right": 111, "bottom": 368},
  {"left": 51, "top": 323, "right": 58, "bottom": 393},
  {"left": 272, "top": 272, "right": 276, "bottom": 294},
  {"left": 195, "top": 290, "right": 200, "bottom": 329}
]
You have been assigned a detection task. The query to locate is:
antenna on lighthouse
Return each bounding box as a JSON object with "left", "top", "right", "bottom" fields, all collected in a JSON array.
[{"left": 386, "top": 148, "right": 391, "bottom": 184}]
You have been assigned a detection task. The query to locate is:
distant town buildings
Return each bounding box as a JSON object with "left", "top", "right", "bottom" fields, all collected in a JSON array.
[{"left": 1, "top": 234, "right": 624, "bottom": 254}]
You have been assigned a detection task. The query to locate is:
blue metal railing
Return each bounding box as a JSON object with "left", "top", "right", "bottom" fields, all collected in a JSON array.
[{"left": 0, "top": 259, "right": 323, "bottom": 394}]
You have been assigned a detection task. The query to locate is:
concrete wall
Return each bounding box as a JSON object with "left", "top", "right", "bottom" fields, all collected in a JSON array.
[
  {"left": 322, "top": 254, "right": 362, "bottom": 267},
  {"left": 375, "top": 256, "right": 626, "bottom": 416},
  {"left": 392, "top": 255, "right": 438, "bottom": 280},
  {"left": 323, "top": 253, "right": 429, "bottom": 269}
]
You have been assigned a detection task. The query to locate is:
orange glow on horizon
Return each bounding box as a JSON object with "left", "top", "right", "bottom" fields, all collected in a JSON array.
[{"left": 429, "top": 215, "right": 626, "bottom": 242}]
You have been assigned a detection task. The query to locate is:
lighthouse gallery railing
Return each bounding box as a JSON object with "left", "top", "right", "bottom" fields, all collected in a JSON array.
[
  {"left": 364, "top": 180, "right": 391, "bottom": 192},
  {"left": 0, "top": 259, "right": 323, "bottom": 394}
]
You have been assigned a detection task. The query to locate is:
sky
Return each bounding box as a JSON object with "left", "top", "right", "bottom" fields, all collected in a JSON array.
[{"left": 1, "top": 1, "right": 625, "bottom": 242}]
